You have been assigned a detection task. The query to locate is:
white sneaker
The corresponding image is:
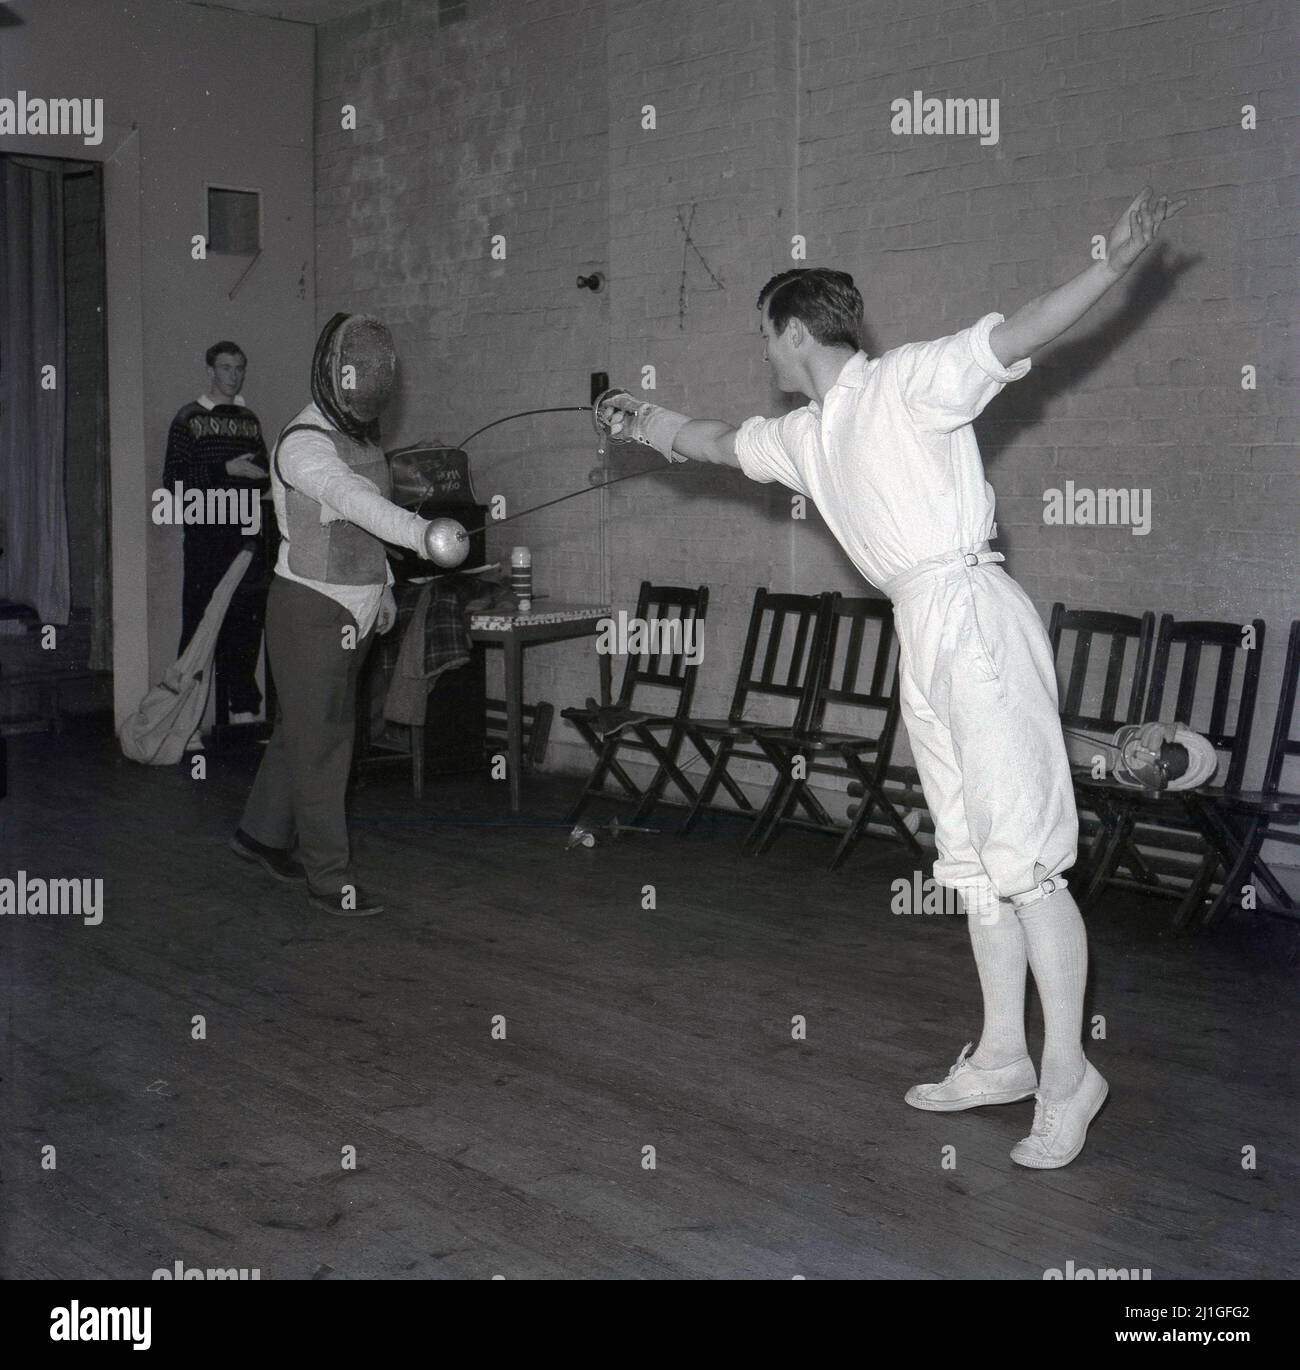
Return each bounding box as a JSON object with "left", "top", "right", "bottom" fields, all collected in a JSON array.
[
  {"left": 229, "top": 711, "right": 260, "bottom": 725},
  {"left": 905, "top": 1042, "right": 1038, "bottom": 1112},
  {"left": 1011, "top": 1061, "right": 1108, "bottom": 1169}
]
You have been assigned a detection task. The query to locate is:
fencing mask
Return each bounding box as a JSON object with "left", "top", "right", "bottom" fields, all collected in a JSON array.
[
  {"left": 311, "top": 313, "right": 396, "bottom": 441},
  {"left": 1064, "top": 720, "right": 1219, "bottom": 795},
  {"left": 1112, "top": 722, "right": 1219, "bottom": 793}
]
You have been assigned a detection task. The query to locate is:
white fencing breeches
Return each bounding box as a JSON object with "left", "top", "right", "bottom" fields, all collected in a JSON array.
[{"left": 886, "top": 551, "right": 1078, "bottom": 909}]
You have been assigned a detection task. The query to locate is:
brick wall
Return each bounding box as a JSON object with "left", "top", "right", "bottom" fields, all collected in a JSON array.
[
  {"left": 318, "top": 0, "right": 1298, "bottom": 810},
  {"left": 317, "top": 0, "right": 611, "bottom": 732}
]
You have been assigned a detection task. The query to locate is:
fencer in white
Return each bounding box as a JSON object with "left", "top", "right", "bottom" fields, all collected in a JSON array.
[
  {"left": 732, "top": 313, "right": 1103, "bottom": 1163},
  {"left": 602, "top": 193, "right": 1186, "bottom": 1167}
]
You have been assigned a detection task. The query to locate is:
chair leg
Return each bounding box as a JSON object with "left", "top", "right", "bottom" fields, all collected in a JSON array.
[
  {"left": 744, "top": 739, "right": 798, "bottom": 854},
  {"left": 679, "top": 736, "right": 734, "bottom": 834},
  {"left": 1174, "top": 850, "right": 1220, "bottom": 931},
  {"left": 1248, "top": 842, "right": 1293, "bottom": 909},
  {"left": 564, "top": 718, "right": 601, "bottom": 819},
  {"left": 840, "top": 784, "right": 924, "bottom": 869},
  {"left": 1118, "top": 831, "right": 1161, "bottom": 888},
  {"left": 1202, "top": 818, "right": 1267, "bottom": 930},
  {"left": 837, "top": 751, "right": 924, "bottom": 869},
  {"left": 565, "top": 721, "right": 603, "bottom": 823},
  {"left": 830, "top": 792, "right": 875, "bottom": 872},
  {"left": 1175, "top": 803, "right": 1235, "bottom": 930},
  {"left": 1075, "top": 802, "right": 1109, "bottom": 878},
  {"left": 632, "top": 724, "right": 699, "bottom": 823},
  {"left": 631, "top": 771, "right": 664, "bottom": 824},
  {"left": 584, "top": 750, "right": 644, "bottom": 814},
  {"left": 1080, "top": 808, "right": 1129, "bottom": 911},
  {"left": 791, "top": 778, "right": 834, "bottom": 828},
  {"left": 566, "top": 723, "right": 642, "bottom": 822},
  {"left": 743, "top": 768, "right": 796, "bottom": 855},
  {"left": 629, "top": 730, "right": 679, "bottom": 826},
  {"left": 715, "top": 759, "right": 754, "bottom": 810},
  {"left": 752, "top": 776, "right": 805, "bottom": 855},
  {"left": 1104, "top": 803, "right": 1160, "bottom": 888}
]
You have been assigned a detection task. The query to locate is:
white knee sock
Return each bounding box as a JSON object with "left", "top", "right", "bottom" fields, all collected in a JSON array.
[
  {"left": 962, "top": 889, "right": 1030, "bottom": 1069},
  {"left": 1015, "top": 887, "right": 1089, "bottom": 1099}
]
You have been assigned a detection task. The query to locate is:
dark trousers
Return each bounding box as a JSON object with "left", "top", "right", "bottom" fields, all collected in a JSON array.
[
  {"left": 239, "top": 576, "right": 373, "bottom": 896},
  {"left": 180, "top": 526, "right": 268, "bottom": 715}
]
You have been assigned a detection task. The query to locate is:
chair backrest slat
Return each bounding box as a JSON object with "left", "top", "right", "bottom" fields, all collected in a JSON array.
[
  {"left": 812, "top": 597, "right": 898, "bottom": 721},
  {"left": 789, "top": 596, "right": 901, "bottom": 765},
  {"left": 843, "top": 613, "right": 866, "bottom": 696},
  {"left": 1064, "top": 629, "right": 1092, "bottom": 719},
  {"left": 1262, "top": 619, "right": 1300, "bottom": 795},
  {"left": 1048, "top": 604, "right": 1155, "bottom": 734},
  {"left": 1145, "top": 616, "right": 1266, "bottom": 792},
  {"left": 787, "top": 609, "right": 813, "bottom": 693},
  {"left": 617, "top": 581, "right": 709, "bottom": 717},
  {"left": 727, "top": 590, "right": 830, "bottom": 726},
  {"left": 1174, "top": 637, "right": 1202, "bottom": 724},
  {"left": 1101, "top": 633, "right": 1128, "bottom": 723},
  {"left": 760, "top": 606, "right": 786, "bottom": 688}
]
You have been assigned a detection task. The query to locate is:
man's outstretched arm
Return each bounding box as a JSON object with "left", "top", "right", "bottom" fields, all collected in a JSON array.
[
  {"left": 988, "top": 187, "right": 1187, "bottom": 368},
  {"left": 669, "top": 420, "right": 740, "bottom": 467}
]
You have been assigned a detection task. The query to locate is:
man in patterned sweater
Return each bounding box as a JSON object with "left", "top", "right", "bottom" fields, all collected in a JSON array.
[{"left": 163, "top": 341, "right": 271, "bottom": 745}]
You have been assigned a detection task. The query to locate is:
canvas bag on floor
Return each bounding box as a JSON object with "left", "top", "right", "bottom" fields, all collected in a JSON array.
[{"left": 118, "top": 549, "right": 254, "bottom": 766}]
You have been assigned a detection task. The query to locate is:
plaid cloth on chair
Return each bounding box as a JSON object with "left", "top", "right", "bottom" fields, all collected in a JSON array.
[{"left": 375, "top": 575, "right": 514, "bottom": 725}]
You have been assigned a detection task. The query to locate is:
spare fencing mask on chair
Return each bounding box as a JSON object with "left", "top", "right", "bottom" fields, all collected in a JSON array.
[{"left": 312, "top": 313, "right": 397, "bottom": 440}]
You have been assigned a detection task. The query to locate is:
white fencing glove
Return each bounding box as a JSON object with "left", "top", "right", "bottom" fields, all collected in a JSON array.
[{"left": 593, "top": 388, "right": 690, "bottom": 463}]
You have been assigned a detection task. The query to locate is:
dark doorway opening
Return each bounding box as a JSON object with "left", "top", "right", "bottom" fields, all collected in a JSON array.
[{"left": 0, "top": 154, "right": 112, "bottom": 736}]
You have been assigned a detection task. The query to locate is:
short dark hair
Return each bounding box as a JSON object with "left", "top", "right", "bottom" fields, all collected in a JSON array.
[
  {"left": 206, "top": 341, "right": 246, "bottom": 367},
  {"left": 756, "top": 268, "right": 863, "bottom": 350}
]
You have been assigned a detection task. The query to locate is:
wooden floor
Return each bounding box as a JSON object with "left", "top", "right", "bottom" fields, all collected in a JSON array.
[{"left": 2, "top": 719, "right": 1297, "bottom": 1281}]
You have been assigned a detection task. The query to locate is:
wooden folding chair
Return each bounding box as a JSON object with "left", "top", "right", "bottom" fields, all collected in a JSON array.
[
  {"left": 1077, "top": 615, "right": 1266, "bottom": 915},
  {"left": 562, "top": 582, "right": 708, "bottom": 823},
  {"left": 1187, "top": 619, "right": 1300, "bottom": 930},
  {"left": 744, "top": 595, "right": 922, "bottom": 870},
  {"left": 645, "top": 588, "right": 834, "bottom": 833},
  {"left": 1050, "top": 604, "right": 1156, "bottom": 877}
]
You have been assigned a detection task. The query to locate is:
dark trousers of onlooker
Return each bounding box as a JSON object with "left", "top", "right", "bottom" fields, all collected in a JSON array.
[
  {"left": 180, "top": 525, "right": 267, "bottom": 715},
  {"left": 239, "top": 575, "right": 373, "bottom": 897}
]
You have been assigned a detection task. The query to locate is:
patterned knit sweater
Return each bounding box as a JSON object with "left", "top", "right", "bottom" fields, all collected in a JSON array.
[{"left": 162, "top": 397, "right": 269, "bottom": 493}]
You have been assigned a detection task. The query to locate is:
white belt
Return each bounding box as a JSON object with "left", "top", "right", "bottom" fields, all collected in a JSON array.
[{"left": 880, "top": 543, "right": 1005, "bottom": 604}]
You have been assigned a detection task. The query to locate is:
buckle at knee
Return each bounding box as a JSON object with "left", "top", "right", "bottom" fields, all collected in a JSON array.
[{"left": 1009, "top": 875, "right": 1068, "bottom": 909}]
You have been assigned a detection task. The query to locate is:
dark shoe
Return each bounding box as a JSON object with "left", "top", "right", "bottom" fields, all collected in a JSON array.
[
  {"left": 307, "top": 884, "right": 384, "bottom": 918},
  {"left": 230, "top": 829, "right": 306, "bottom": 883}
]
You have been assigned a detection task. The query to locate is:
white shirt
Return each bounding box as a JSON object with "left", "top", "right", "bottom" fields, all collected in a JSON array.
[
  {"left": 271, "top": 402, "right": 429, "bottom": 636},
  {"left": 734, "top": 312, "right": 1030, "bottom": 590}
]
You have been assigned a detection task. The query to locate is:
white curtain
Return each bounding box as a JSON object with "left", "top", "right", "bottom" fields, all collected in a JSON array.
[{"left": 0, "top": 155, "right": 70, "bottom": 625}]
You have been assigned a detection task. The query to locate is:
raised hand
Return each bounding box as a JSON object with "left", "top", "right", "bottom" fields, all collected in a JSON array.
[{"left": 1106, "top": 187, "right": 1188, "bottom": 275}]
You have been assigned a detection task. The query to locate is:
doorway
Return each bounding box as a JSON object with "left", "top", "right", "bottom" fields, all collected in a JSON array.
[{"left": 0, "top": 153, "right": 112, "bottom": 729}]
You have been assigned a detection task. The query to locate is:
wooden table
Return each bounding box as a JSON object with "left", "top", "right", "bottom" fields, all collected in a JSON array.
[{"left": 469, "top": 603, "right": 612, "bottom": 813}]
